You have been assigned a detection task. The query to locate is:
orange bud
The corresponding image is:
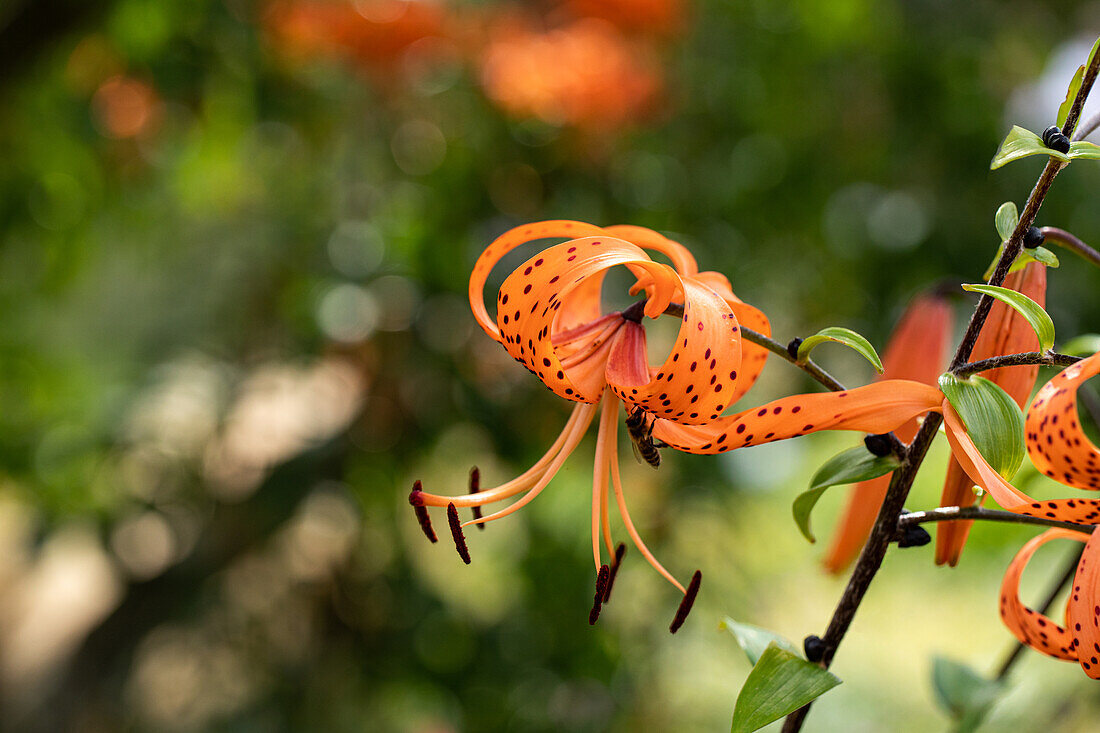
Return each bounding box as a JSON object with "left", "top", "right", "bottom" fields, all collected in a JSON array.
[
  {"left": 824, "top": 292, "right": 952, "bottom": 573},
  {"left": 935, "top": 263, "right": 1047, "bottom": 566}
]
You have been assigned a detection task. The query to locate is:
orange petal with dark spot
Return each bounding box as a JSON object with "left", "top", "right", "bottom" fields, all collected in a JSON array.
[
  {"left": 652, "top": 380, "right": 944, "bottom": 454},
  {"left": 470, "top": 220, "right": 606, "bottom": 342},
  {"left": 496, "top": 237, "right": 678, "bottom": 403},
  {"left": 607, "top": 279, "right": 742, "bottom": 425},
  {"left": 1025, "top": 351, "right": 1100, "bottom": 492},
  {"left": 1000, "top": 528, "right": 1084, "bottom": 663},
  {"left": 1067, "top": 527, "right": 1100, "bottom": 678}
]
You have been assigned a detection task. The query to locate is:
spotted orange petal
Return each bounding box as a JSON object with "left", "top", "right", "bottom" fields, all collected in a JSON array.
[
  {"left": 652, "top": 380, "right": 944, "bottom": 454},
  {"left": 606, "top": 278, "right": 742, "bottom": 425},
  {"left": 943, "top": 400, "right": 1100, "bottom": 524},
  {"left": 1000, "top": 528, "right": 1084, "bottom": 662},
  {"left": 1026, "top": 351, "right": 1100, "bottom": 491},
  {"left": 470, "top": 220, "right": 607, "bottom": 343},
  {"left": 1067, "top": 527, "right": 1100, "bottom": 678},
  {"left": 603, "top": 224, "right": 699, "bottom": 276},
  {"left": 692, "top": 270, "right": 772, "bottom": 407},
  {"left": 826, "top": 291, "right": 951, "bottom": 572},
  {"left": 497, "top": 237, "right": 677, "bottom": 403}
]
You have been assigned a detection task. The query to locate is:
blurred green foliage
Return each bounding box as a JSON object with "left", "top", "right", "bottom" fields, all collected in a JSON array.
[{"left": 0, "top": 0, "right": 1099, "bottom": 731}]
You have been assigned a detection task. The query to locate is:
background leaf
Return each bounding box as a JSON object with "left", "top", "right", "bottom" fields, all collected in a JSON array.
[
  {"left": 797, "top": 327, "right": 884, "bottom": 373},
  {"left": 990, "top": 126, "right": 1071, "bottom": 169},
  {"left": 1062, "top": 334, "right": 1100, "bottom": 357},
  {"left": 731, "top": 644, "right": 842, "bottom": 733},
  {"left": 994, "top": 201, "right": 1018, "bottom": 242},
  {"left": 792, "top": 446, "right": 901, "bottom": 542},
  {"left": 720, "top": 618, "right": 801, "bottom": 665},
  {"left": 961, "top": 284, "right": 1055, "bottom": 351},
  {"left": 939, "top": 374, "right": 1025, "bottom": 480},
  {"left": 931, "top": 656, "right": 1005, "bottom": 732}
]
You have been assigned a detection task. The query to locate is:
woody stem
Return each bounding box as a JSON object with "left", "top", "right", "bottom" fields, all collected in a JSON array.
[
  {"left": 896, "top": 506, "right": 1092, "bottom": 534},
  {"left": 661, "top": 303, "right": 847, "bottom": 392},
  {"left": 952, "top": 351, "right": 1081, "bottom": 377},
  {"left": 1040, "top": 226, "right": 1100, "bottom": 268},
  {"left": 782, "top": 43, "right": 1100, "bottom": 733}
]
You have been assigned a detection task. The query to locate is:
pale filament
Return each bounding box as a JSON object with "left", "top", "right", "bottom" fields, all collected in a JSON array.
[
  {"left": 552, "top": 313, "right": 621, "bottom": 348},
  {"left": 462, "top": 401, "right": 599, "bottom": 527},
  {"left": 610, "top": 425, "right": 686, "bottom": 594},
  {"left": 591, "top": 390, "right": 619, "bottom": 571},
  {"left": 417, "top": 401, "right": 589, "bottom": 508}
]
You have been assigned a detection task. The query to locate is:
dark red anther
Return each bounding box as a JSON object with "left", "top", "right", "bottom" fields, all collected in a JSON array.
[
  {"left": 589, "top": 564, "right": 610, "bottom": 625},
  {"left": 409, "top": 481, "right": 437, "bottom": 543},
  {"left": 669, "top": 570, "right": 702, "bottom": 633},
  {"left": 447, "top": 502, "right": 471, "bottom": 564},
  {"left": 603, "top": 543, "right": 627, "bottom": 603},
  {"left": 469, "top": 467, "right": 484, "bottom": 530}
]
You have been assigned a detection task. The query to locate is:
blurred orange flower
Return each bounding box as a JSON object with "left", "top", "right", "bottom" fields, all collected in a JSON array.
[
  {"left": 823, "top": 291, "right": 952, "bottom": 573},
  {"left": 479, "top": 18, "right": 662, "bottom": 131},
  {"left": 936, "top": 262, "right": 1047, "bottom": 566},
  {"left": 265, "top": 0, "right": 453, "bottom": 77},
  {"left": 563, "top": 0, "right": 685, "bottom": 35},
  {"left": 91, "top": 76, "right": 161, "bottom": 140}
]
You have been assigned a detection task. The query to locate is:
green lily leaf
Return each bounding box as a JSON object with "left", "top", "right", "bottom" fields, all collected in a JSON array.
[
  {"left": 796, "top": 327, "right": 884, "bottom": 374},
  {"left": 792, "top": 446, "right": 901, "bottom": 543},
  {"left": 731, "top": 644, "right": 842, "bottom": 733},
  {"left": 939, "top": 374, "right": 1025, "bottom": 480},
  {"left": 961, "top": 284, "right": 1055, "bottom": 352},
  {"left": 1061, "top": 37, "right": 1100, "bottom": 133},
  {"left": 1061, "top": 334, "right": 1100, "bottom": 357},
  {"left": 1068, "top": 140, "right": 1100, "bottom": 161},
  {"left": 720, "top": 617, "right": 801, "bottom": 665},
  {"left": 991, "top": 126, "right": 1071, "bottom": 169},
  {"left": 983, "top": 245, "right": 1059, "bottom": 280},
  {"left": 994, "top": 201, "right": 1018, "bottom": 243},
  {"left": 931, "top": 656, "right": 1005, "bottom": 733}
]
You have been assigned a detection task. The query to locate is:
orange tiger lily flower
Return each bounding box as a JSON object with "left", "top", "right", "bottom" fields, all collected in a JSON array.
[
  {"left": 823, "top": 291, "right": 952, "bottom": 573},
  {"left": 415, "top": 220, "right": 770, "bottom": 628},
  {"left": 999, "top": 527, "right": 1100, "bottom": 678},
  {"left": 942, "top": 350, "right": 1100, "bottom": 527},
  {"left": 936, "top": 262, "right": 1048, "bottom": 566}
]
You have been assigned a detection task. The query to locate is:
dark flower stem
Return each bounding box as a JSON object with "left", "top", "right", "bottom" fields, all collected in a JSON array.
[
  {"left": 1041, "top": 226, "right": 1100, "bottom": 268},
  {"left": 896, "top": 506, "right": 1092, "bottom": 534},
  {"left": 952, "top": 350, "right": 1081, "bottom": 378},
  {"left": 782, "top": 44, "right": 1100, "bottom": 733}
]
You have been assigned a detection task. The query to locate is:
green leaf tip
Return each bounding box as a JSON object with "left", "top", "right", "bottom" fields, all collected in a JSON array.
[
  {"left": 792, "top": 446, "right": 900, "bottom": 543},
  {"left": 731, "top": 644, "right": 842, "bottom": 733},
  {"left": 939, "top": 374, "right": 1025, "bottom": 481},
  {"left": 961, "top": 283, "right": 1055, "bottom": 352},
  {"left": 796, "top": 326, "right": 884, "bottom": 374},
  {"left": 720, "top": 618, "right": 800, "bottom": 666},
  {"left": 994, "top": 201, "right": 1018, "bottom": 243}
]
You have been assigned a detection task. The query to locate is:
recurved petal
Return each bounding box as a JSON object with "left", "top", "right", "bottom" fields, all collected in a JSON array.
[
  {"left": 943, "top": 401, "right": 1100, "bottom": 524},
  {"left": 1025, "top": 351, "right": 1100, "bottom": 491},
  {"left": 497, "top": 237, "right": 678, "bottom": 403},
  {"left": 470, "top": 220, "right": 606, "bottom": 342},
  {"left": 603, "top": 224, "right": 699, "bottom": 276},
  {"left": 607, "top": 278, "right": 742, "bottom": 425},
  {"left": 652, "top": 380, "right": 944, "bottom": 454},
  {"left": 1067, "top": 527, "right": 1100, "bottom": 678},
  {"left": 973, "top": 263, "right": 1047, "bottom": 408},
  {"left": 1000, "top": 528, "right": 1084, "bottom": 662}
]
